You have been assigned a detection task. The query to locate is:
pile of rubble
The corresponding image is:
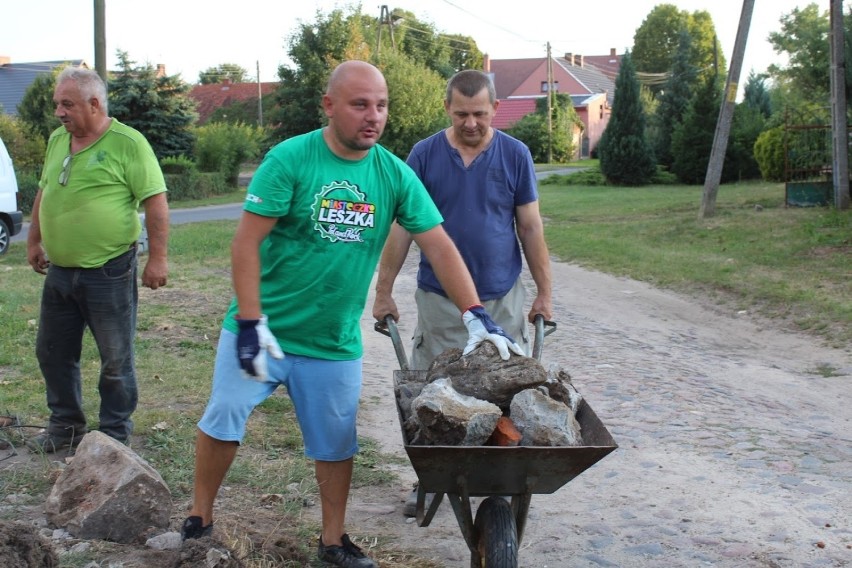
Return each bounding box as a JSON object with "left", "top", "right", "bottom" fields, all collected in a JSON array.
[{"left": 396, "top": 342, "right": 585, "bottom": 447}]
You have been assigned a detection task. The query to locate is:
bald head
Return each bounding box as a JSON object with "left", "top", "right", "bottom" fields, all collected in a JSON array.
[
  {"left": 322, "top": 60, "right": 389, "bottom": 160},
  {"left": 326, "top": 60, "right": 386, "bottom": 96}
]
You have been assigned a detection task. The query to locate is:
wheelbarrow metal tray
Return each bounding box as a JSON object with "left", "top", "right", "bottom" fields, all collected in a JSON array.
[{"left": 394, "top": 370, "right": 618, "bottom": 497}]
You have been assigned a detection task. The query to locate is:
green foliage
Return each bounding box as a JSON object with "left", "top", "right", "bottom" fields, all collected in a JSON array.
[
  {"left": 16, "top": 68, "right": 61, "bottom": 143},
  {"left": 726, "top": 103, "right": 766, "bottom": 181},
  {"left": 269, "top": 5, "right": 485, "bottom": 142},
  {"left": 598, "top": 52, "right": 656, "bottom": 185},
  {"left": 506, "top": 94, "right": 581, "bottom": 163},
  {"left": 670, "top": 74, "right": 722, "bottom": 184},
  {"left": 632, "top": 3, "right": 726, "bottom": 94},
  {"left": 388, "top": 9, "right": 483, "bottom": 78},
  {"left": 14, "top": 170, "right": 39, "bottom": 214},
  {"left": 0, "top": 114, "right": 46, "bottom": 173},
  {"left": 377, "top": 52, "right": 446, "bottom": 158},
  {"left": 652, "top": 29, "right": 696, "bottom": 170},
  {"left": 768, "top": 4, "right": 852, "bottom": 119},
  {"left": 198, "top": 63, "right": 249, "bottom": 84},
  {"left": 159, "top": 155, "right": 197, "bottom": 175},
  {"left": 540, "top": 167, "right": 608, "bottom": 186},
  {"left": 108, "top": 51, "right": 197, "bottom": 160},
  {"left": 753, "top": 126, "right": 785, "bottom": 182},
  {"left": 194, "top": 122, "right": 265, "bottom": 184},
  {"left": 270, "top": 8, "right": 364, "bottom": 140},
  {"left": 743, "top": 71, "right": 772, "bottom": 118}
]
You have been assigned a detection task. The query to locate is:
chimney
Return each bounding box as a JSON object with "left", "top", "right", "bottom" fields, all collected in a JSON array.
[
  {"left": 574, "top": 54, "right": 584, "bottom": 68},
  {"left": 610, "top": 48, "right": 616, "bottom": 57},
  {"left": 483, "top": 53, "right": 490, "bottom": 73},
  {"left": 155, "top": 63, "right": 166, "bottom": 77},
  {"left": 565, "top": 52, "right": 573, "bottom": 65}
]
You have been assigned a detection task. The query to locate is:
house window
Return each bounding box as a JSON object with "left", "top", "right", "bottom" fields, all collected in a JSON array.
[{"left": 540, "top": 81, "right": 559, "bottom": 93}]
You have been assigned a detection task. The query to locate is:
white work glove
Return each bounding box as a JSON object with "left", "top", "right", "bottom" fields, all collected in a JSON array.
[
  {"left": 462, "top": 305, "right": 525, "bottom": 360},
  {"left": 236, "top": 315, "right": 284, "bottom": 381}
]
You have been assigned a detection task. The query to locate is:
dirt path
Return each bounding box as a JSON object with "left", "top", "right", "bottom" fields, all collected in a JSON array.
[{"left": 348, "top": 255, "right": 852, "bottom": 567}]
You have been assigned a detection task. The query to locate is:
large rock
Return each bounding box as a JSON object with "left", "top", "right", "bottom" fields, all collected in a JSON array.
[
  {"left": 426, "top": 342, "right": 548, "bottom": 407},
  {"left": 45, "top": 431, "right": 172, "bottom": 543},
  {"left": 411, "top": 378, "right": 503, "bottom": 445},
  {"left": 510, "top": 389, "right": 584, "bottom": 446}
]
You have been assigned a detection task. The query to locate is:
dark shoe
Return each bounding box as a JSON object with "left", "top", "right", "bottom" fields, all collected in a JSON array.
[
  {"left": 181, "top": 516, "right": 213, "bottom": 540},
  {"left": 318, "top": 533, "right": 377, "bottom": 568},
  {"left": 26, "top": 430, "right": 86, "bottom": 453},
  {"left": 403, "top": 484, "right": 434, "bottom": 518}
]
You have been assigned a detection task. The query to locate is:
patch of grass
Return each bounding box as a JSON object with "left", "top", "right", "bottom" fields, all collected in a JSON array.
[{"left": 539, "top": 180, "right": 851, "bottom": 346}]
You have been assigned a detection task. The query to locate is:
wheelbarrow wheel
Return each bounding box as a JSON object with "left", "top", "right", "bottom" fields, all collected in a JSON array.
[{"left": 474, "top": 497, "right": 518, "bottom": 568}]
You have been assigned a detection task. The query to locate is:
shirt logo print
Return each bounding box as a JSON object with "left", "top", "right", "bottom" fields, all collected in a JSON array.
[{"left": 312, "top": 180, "right": 376, "bottom": 243}]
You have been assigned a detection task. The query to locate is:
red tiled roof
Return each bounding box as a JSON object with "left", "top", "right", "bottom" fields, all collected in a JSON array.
[
  {"left": 188, "top": 80, "right": 277, "bottom": 124},
  {"left": 492, "top": 98, "right": 539, "bottom": 130}
]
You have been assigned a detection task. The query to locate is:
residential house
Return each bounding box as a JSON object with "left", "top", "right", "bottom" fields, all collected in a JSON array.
[
  {"left": 0, "top": 57, "right": 88, "bottom": 116},
  {"left": 486, "top": 50, "right": 620, "bottom": 157},
  {"left": 188, "top": 79, "right": 277, "bottom": 125}
]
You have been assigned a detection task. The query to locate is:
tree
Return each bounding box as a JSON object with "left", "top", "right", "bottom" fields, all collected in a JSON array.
[
  {"left": 598, "top": 51, "right": 656, "bottom": 185},
  {"left": 632, "top": 4, "right": 726, "bottom": 94},
  {"left": 653, "top": 29, "right": 697, "bottom": 170},
  {"left": 376, "top": 51, "right": 447, "bottom": 157},
  {"left": 670, "top": 74, "right": 723, "bottom": 184},
  {"left": 507, "top": 94, "right": 583, "bottom": 163},
  {"left": 742, "top": 70, "right": 772, "bottom": 118},
  {"left": 199, "top": 63, "right": 249, "bottom": 84},
  {"left": 384, "top": 9, "right": 482, "bottom": 78},
  {"left": 109, "top": 51, "right": 197, "bottom": 159},
  {"left": 269, "top": 8, "right": 370, "bottom": 141},
  {"left": 17, "top": 69, "right": 61, "bottom": 143}
]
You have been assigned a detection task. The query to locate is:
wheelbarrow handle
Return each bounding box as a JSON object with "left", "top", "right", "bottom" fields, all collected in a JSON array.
[
  {"left": 373, "top": 315, "right": 410, "bottom": 370},
  {"left": 532, "top": 314, "right": 557, "bottom": 361}
]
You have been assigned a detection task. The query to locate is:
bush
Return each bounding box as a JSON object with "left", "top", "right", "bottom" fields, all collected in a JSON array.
[
  {"left": 0, "top": 114, "right": 46, "bottom": 173},
  {"left": 160, "top": 155, "right": 197, "bottom": 175},
  {"left": 541, "top": 167, "right": 608, "bottom": 186},
  {"left": 194, "top": 123, "right": 266, "bottom": 184},
  {"left": 753, "top": 126, "right": 785, "bottom": 182},
  {"left": 15, "top": 169, "right": 40, "bottom": 214}
]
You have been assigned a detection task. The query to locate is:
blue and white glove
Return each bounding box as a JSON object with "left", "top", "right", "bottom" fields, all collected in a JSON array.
[
  {"left": 236, "top": 315, "right": 284, "bottom": 381},
  {"left": 462, "top": 305, "right": 525, "bottom": 360}
]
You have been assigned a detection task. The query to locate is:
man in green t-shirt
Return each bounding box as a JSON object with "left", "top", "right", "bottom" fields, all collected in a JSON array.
[
  {"left": 181, "top": 60, "right": 523, "bottom": 568},
  {"left": 25, "top": 66, "right": 169, "bottom": 453}
]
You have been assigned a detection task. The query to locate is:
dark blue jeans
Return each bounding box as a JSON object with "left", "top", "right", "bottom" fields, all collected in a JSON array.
[{"left": 35, "top": 247, "right": 138, "bottom": 441}]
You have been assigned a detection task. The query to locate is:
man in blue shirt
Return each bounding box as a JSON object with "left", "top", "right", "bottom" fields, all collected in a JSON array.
[{"left": 371, "top": 69, "right": 553, "bottom": 516}]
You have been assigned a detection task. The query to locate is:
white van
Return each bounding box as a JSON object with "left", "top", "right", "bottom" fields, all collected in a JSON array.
[{"left": 0, "top": 136, "right": 23, "bottom": 255}]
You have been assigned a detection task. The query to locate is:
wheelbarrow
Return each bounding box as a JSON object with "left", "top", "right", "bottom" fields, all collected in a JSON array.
[{"left": 374, "top": 315, "right": 618, "bottom": 568}]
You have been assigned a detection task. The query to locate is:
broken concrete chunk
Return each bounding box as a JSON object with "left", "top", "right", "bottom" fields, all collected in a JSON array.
[
  {"left": 413, "top": 378, "right": 503, "bottom": 445},
  {"left": 510, "top": 389, "right": 584, "bottom": 446},
  {"left": 426, "top": 342, "right": 547, "bottom": 407}
]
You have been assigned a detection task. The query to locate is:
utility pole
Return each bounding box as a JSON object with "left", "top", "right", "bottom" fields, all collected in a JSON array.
[
  {"left": 377, "top": 5, "right": 396, "bottom": 56},
  {"left": 256, "top": 60, "right": 263, "bottom": 128},
  {"left": 699, "top": 0, "right": 754, "bottom": 219},
  {"left": 547, "top": 42, "right": 553, "bottom": 164},
  {"left": 93, "top": 0, "right": 106, "bottom": 81},
  {"left": 829, "top": 0, "right": 850, "bottom": 209}
]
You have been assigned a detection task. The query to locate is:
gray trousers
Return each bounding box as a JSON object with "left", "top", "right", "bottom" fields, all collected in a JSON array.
[{"left": 409, "top": 278, "right": 530, "bottom": 370}]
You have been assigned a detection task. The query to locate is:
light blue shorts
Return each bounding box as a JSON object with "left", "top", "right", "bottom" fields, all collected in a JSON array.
[{"left": 198, "top": 330, "right": 362, "bottom": 461}]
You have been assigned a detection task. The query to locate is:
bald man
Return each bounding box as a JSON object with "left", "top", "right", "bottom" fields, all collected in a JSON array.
[{"left": 181, "top": 60, "right": 522, "bottom": 567}]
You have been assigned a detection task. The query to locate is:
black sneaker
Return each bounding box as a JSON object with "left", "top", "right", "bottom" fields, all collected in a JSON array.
[
  {"left": 318, "top": 533, "right": 377, "bottom": 568},
  {"left": 181, "top": 516, "right": 213, "bottom": 540},
  {"left": 26, "top": 430, "right": 86, "bottom": 453}
]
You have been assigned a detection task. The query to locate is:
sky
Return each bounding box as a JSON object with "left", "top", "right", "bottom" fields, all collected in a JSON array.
[{"left": 4, "top": 0, "right": 812, "bottom": 88}]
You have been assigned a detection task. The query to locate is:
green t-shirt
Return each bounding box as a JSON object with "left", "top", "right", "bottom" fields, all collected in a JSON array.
[
  {"left": 222, "top": 129, "right": 443, "bottom": 360},
  {"left": 38, "top": 119, "right": 166, "bottom": 268}
]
